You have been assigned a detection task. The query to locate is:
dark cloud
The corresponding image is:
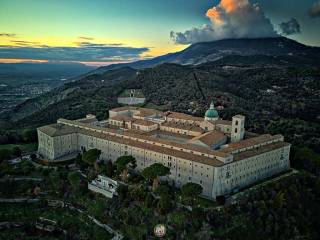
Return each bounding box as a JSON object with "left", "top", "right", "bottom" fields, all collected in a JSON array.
[
  {"left": 11, "top": 40, "right": 41, "bottom": 46},
  {"left": 279, "top": 18, "right": 301, "bottom": 36},
  {"left": 309, "top": 1, "right": 320, "bottom": 18},
  {"left": 0, "top": 43, "right": 149, "bottom": 62},
  {"left": 171, "top": 0, "right": 277, "bottom": 45},
  {"left": 0, "top": 33, "right": 16, "bottom": 37},
  {"left": 74, "top": 42, "right": 124, "bottom": 47},
  {"left": 78, "top": 36, "right": 95, "bottom": 40}
]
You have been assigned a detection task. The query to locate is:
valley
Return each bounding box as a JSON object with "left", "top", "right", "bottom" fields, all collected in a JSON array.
[{"left": 0, "top": 62, "right": 94, "bottom": 115}]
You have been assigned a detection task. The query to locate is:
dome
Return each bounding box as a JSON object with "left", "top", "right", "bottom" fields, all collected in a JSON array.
[{"left": 205, "top": 102, "right": 219, "bottom": 119}]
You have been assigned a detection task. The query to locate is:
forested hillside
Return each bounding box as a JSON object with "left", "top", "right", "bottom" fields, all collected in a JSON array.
[{"left": 1, "top": 59, "right": 319, "bottom": 154}]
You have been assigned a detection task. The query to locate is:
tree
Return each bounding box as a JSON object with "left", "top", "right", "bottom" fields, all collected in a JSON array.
[
  {"left": 20, "top": 160, "right": 34, "bottom": 175},
  {"left": 82, "top": 149, "right": 101, "bottom": 166},
  {"left": 273, "top": 191, "right": 285, "bottom": 209},
  {"left": 141, "top": 163, "right": 170, "bottom": 190},
  {"left": 154, "top": 184, "right": 171, "bottom": 198},
  {"left": 68, "top": 171, "right": 82, "bottom": 191},
  {"left": 105, "top": 160, "right": 114, "bottom": 177},
  {"left": 115, "top": 155, "right": 136, "bottom": 181},
  {"left": 75, "top": 153, "right": 86, "bottom": 169},
  {"left": 117, "top": 184, "right": 129, "bottom": 202},
  {"left": 49, "top": 170, "right": 61, "bottom": 192},
  {"left": 157, "top": 195, "right": 173, "bottom": 214},
  {"left": 12, "top": 146, "right": 22, "bottom": 159},
  {"left": 169, "top": 211, "right": 187, "bottom": 230},
  {"left": 94, "top": 160, "right": 114, "bottom": 177},
  {"left": 30, "top": 153, "right": 37, "bottom": 161},
  {"left": 22, "top": 129, "right": 37, "bottom": 143},
  {"left": 0, "top": 149, "right": 11, "bottom": 163},
  {"left": 181, "top": 182, "right": 203, "bottom": 204},
  {"left": 315, "top": 178, "right": 320, "bottom": 197},
  {"left": 144, "top": 193, "right": 154, "bottom": 208},
  {"left": 0, "top": 160, "right": 10, "bottom": 176}
]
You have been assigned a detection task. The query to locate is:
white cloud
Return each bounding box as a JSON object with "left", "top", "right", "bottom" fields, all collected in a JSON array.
[{"left": 171, "top": 0, "right": 277, "bottom": 44}]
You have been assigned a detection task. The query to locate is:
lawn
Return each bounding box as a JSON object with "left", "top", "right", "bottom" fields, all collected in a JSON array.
[{"left": 0, "top": 143, "right": 38, "bottom": 153}]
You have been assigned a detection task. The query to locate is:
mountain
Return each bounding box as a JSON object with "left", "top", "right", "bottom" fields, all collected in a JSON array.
[{"left": 91, "top": 37, "right": 320, "bottom": 74}]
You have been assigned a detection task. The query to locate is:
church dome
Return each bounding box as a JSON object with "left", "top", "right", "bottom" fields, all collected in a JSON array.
[{"left": 205, "top": 102, "right": 219, "bottom": 119}]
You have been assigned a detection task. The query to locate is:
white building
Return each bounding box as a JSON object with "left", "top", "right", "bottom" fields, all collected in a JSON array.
[
  {"left": 37, "top": 105, "right": 291, "bottom": 199},
  {"left": 88, "top": 175, "right": 118, "bottom": 198}
]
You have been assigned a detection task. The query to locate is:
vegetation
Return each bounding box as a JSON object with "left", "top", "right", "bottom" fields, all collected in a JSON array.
[
  {"left": 291, "top": 146, "right": 320, "bottom": 175},
  {"left": 141, "top": 163, "right": 170, "bottom": 190},
  {"left": 181, "top": 182, "right": 203, "bottom": 204},
  {"left": 67, "top": 171, "right": 82, "bottom": 192},
  {"left": 115, "top": 155, "right": 136, "bottom": 181},
  {"left": 82, "top": 148, "right": 101, "bottom": 166}
]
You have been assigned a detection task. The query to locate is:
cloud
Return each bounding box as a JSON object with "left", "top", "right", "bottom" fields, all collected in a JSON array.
[
  {"left": 78, "top": 36, "right": 95, "bottom": 40},
  {"left": 74, "top": 42, "right": 123, "bottom": 47},
  {"left": 0, "top": 42, "right": 149, "bottom": 63},
  {"left": 279, "top": 18, "right": 301, "bottom": 36},
  {"left": 170, "top": 0, "right": 278, "bottom": 44},
  {"left": 309, "top": 1, "right": 320, "bottom": 18},
  {"left": 11, "top": 40, "right": 41, "bottom": 46},
  {"left": 0, "top": 33, "right": 16, "bottom": 37}
]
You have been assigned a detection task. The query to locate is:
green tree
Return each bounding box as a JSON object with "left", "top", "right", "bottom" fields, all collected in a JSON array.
[
  {"left": 115, "top": 155, "right": 136, "bottom": 181},
  {"left": 117, "top": 184, "right": 129, "bottom": 202},
  {"left": 0, "top": 149, "right": 11, "bottom": 163},
  {"left": 141, "top": 163, "right": 170, "bottom": 190},
  {"left": 12, "top": 146, "right": 22, "bottom": 159},
  {"left": 169, "top": 211, "right": 187, "bottom": 230},
  {"left": 20, "top": 160, "right": 34, "bottom": 175},
  {"left": 94, "top": 160, "right": 114, "bottom": 178},
  {"left": 181, "top": 182, "right": 203, "bottom": 204},
  {"left": 157, "top": 195, "right": 173, "bottom": 214},
  {"left": 75, "top": 153, "right": 86, "bottom": 169},
  {"left": 30, "top": 153, "right": 37, "bottom": 161},
  {"left": 49, "top": 170, "right": 61, "bottom": 192},
  {"left": 82, "top": 149, "right": 101, "bottom": 166},
  {"left": 154, "top": 184, "right": 171, "bottom": 198},
  {"left": 273, "top": 191, "right": 285, "bottom": 209},
  {"left": 315, "top": 178, "right": 320, "bottom": 197},
  {"left": 105, "top": 160, "right": 114, "bottom": 177},
  {"left": 144, "top": 193, "right": 154, "bottom": 208},
  {"left": 22, "top": 129, "right": 37, "bottom": 143},
  {"left": 68, "top": 171, "right": 82, "bottom": 191},
  {"left": 0, "top": 160, "right": 10, "bottom": 176}
]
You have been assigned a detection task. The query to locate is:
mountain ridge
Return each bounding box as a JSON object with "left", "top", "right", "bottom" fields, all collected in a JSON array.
[{"left": 90, "top": 37, "right": 320, "bottom": 74}]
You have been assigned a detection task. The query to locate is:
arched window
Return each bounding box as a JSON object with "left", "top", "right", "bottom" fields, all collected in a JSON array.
[
  {"left": 235, "top": 128, "right": 238, "bottom": 133},
  {"left": 235, "top": 120, "right": 239, "bottom": 125}
]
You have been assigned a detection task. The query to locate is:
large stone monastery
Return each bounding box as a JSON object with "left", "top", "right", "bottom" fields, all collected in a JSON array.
[{"left": 37, "top": 102, "right": 290, "bottom": 199}]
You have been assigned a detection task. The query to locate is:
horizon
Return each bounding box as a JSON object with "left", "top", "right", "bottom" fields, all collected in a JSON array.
[
  {"left": 0, "top": 36, "right": 314, "bottom": 67},
  {"left": 1, "top": 0, "right": 320, "bottom": 66}
]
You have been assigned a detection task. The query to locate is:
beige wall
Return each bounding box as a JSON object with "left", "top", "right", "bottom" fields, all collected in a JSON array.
[
  {"left": 132, "top": 123, "right": 158, "bottom": 132},
  {"left": 160, "top": 125, "right": 201, "bottom": 137},
  {"left": 38, "top": 131, "right": 54, "bottom": 160},
  {"left": 212, "top": 144, "right": 290, "bottom": 198}
]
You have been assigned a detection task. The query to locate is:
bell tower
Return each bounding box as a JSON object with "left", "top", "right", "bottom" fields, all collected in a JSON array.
[{"left": 231, "top": 115, "right": 245, "bottom": 143}]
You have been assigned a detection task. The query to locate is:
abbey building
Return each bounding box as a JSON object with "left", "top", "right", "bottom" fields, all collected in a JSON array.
[{"left": 37, "top": 103, "right": 290, "bottom": 199}]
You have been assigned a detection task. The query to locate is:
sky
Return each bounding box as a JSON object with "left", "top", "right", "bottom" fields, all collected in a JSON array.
[{"left": 0, "top": 0, "right": 319, "bottom": 66}]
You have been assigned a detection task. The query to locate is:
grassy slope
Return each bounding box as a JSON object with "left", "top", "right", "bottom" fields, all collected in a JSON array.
[{"left": 0, "top": 143, "right": 38, "bottom": 152}]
